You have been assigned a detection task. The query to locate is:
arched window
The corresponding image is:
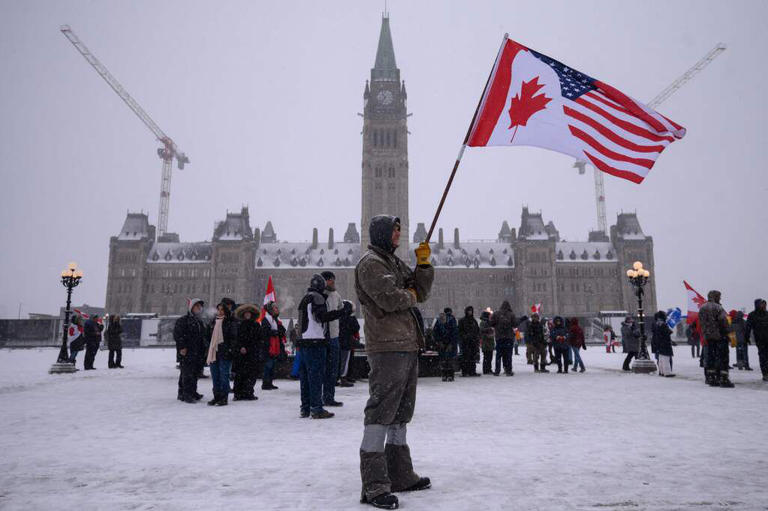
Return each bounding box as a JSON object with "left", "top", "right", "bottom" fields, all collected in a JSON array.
[
  {"left": 385, "top": 131, "right": 391, "bottom": 147},
  {"left": 373, "top": 131, "right": 378, "bottom": 147}
]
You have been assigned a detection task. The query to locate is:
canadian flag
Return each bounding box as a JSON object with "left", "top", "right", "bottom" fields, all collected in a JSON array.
[
  {"left": 259, "top": 276, "right": 276, "bottom": 322},
  {"left": 466, "top": 37, "right": 685, "bottom": 183},
  {"left": 683, "top": 281, "right": 706, "bottom": 324},
  {"left": 531, "top": 303, "right": 542, "bottom": 315}
]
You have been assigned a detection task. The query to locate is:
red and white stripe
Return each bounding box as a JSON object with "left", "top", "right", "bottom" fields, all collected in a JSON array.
[{"left": 564, "top": 87, "right": 684, "bottom": 184}]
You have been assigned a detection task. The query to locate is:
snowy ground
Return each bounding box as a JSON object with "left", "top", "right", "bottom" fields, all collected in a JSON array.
[{"left": 0, "top": 346, "right": 766, "bottom": 511}]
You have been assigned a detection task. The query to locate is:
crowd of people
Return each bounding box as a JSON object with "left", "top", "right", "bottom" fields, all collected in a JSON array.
[
  {"left": 58, "top": 210, "right": 768, "bottom": 511},
  {"left": 428, "top": 304, "right": 589, "bottom": 381},
  {"left": 170, "top": 270, "right": 361, "bottom": 411}
]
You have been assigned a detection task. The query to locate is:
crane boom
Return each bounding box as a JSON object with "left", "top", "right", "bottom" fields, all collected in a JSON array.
[
  {"left": 647, "top": 43, "right": 726, "bottom": 109},
  {"left": 60, "top": 25, "right": 189, "bottom": 237},
  {"left": 576, "top": 43, "right": 726, "bottom": 234}
]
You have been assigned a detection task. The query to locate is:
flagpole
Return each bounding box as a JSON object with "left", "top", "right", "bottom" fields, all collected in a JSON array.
[{"left": 425, "top": 33, "right": 508, "bottom": 243}]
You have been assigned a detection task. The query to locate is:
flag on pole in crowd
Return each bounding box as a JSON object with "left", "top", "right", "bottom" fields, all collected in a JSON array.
[
  {"left": 467, "top": 37, "right": 686, "bottom": 184},
  {"left": 666, "top": 307, "right": 682, "bottom": 329},
  {"left": 259, "top": 276, "right": 276, "bottom": 322},
  {"left": 531, "top": 303, "right": 542, "bottom": 315},
  {"left": 683, "top": 281, "right": 706, "bottom": 324},
  {"left": 73, "top": 309, "right": 102, "bottom": 324}
]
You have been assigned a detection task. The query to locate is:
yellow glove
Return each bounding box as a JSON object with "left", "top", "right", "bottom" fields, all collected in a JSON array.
[{"left": 415, "top": 242, "right": 432, "bottom": 266}]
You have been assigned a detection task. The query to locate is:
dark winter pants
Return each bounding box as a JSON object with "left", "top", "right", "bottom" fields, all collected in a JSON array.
[
  {"left": 690, "top": 342, "right": 700, "bottom": 358},
  {"left": 84, "top": 342, "right": 99, "bottom": 369},
  {"left": 705, "top": 339, "right": 730, "bottom": 375},
  {"left": 735, "top": 343, "right": 750, "bottom": 369},
  {"left": 460, "top": 340, "right": 478, "bottom": 376},
  {"left": 263, "top": 357, "right": 277, "bottom": 386},
  {"left": 482, "top": 349, "right": 494, "bottom": 374},
  {"left": 623, "top": 351, "right": 638, "bottom": 371},
  {"left": 178, "top": 356, "right": 200, "bottom": 400},
  {"left": 758, "top": 341, "right": 768, "bottom": 376},
  {"left": 108, "top": 348, "right": 122, "bottom": 368},
  {"left": 233, "top": 359, "right": 257, "bottom": 398},
  {"left": 554, "top": 344, "right": 570, "bottom": 372},
  {"left": 209, "top": 359, "right": 232, "bottom": 401},
  {"left": 299, "top": 345, "right": 326, "bottom": 414},
  {"left": 360, "top": 352, "right": 420, "bottom": 500},
  {"left": 495, "top": 339, "right": 514, "bottom": 374},
  {"left": 323, "top": 337, "right": 340, "bottom": 404},
  {"left": 531, "top": 344, "right": 546, "bottom": 369}
]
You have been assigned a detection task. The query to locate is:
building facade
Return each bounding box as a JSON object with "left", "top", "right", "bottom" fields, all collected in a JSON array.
[{"left": 105, "top": 15, "right": 656, "bottom": 322}]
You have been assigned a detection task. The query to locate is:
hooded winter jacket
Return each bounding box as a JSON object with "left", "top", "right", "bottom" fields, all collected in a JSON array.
[
  {"left": 458, "top": 312, "right": 480, "bottom": 345},
  {"left": 652, "top": 319, "right": 674, "bottom": 356},
  {"left": 490, "top": 301, "right": 517, "bottom": 343},
  {"left": 355, "top": 215, "right": 434, "bottom": 353},
  {"left": 549, "top": 317, "right": 568, "bottom": 345},
  {"left": 621, "top": 320, "right": 641, "bottom": 352},
  {"left": 567, "top": 319, "right": 585, "bottom": 349},
  {"left": 173, "top": 299, "right": 206, "bottom": 363},
  {"left": 699, "top": 291, "right": 729, "bottom": 342},
  {"left": 480, "top": 313, "right": 496, "bottom": 351},
  {"left": 746, "top": 299, "right": 768, "bottom": 345},
  {"left": 526, "top": 318, "right": 546, "bottom": 347}
]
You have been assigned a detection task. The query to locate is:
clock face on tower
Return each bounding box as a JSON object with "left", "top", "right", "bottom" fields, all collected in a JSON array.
[{"left": 376, "top": 90, "right": 394, "bottom": 105}]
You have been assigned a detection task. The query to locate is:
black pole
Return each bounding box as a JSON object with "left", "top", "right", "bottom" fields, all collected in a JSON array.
[
  {"left": 636, "top": 285, "right": 649, "bottom": 360},
  {"left": 57, "top": 282, "right": 73, "bottom": 363}
]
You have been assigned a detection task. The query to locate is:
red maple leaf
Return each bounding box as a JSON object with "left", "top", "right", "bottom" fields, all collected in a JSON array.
[
  {"left": 508, "top": 76, "right": 551, "bottom": 142},
  {"left": 692, "top": 294, "right": 706, "bottom": 308}
]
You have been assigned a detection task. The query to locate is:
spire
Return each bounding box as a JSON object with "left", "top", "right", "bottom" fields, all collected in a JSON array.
[{"left": 372, "top": 15, "right": 399, "bottom": 82}]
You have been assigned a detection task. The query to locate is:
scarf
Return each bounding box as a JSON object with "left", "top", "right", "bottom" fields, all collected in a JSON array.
[
  {"left": 207, "top": 316, "right": 224, "bottom": 364},
  {"left": 264, "top": 313, "right": 278, "bottom": 331}
]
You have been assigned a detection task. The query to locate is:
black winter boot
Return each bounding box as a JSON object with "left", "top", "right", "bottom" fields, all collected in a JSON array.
[
  {"left": 719, "top": 373, "right": 735, "bottom": 388},
  {"left": 705, "top": 371, "right": 718, "bottom": 386},
  {"left": 361, "top": 492, "right": 399, "bottom": 509},
  {"left": 398, "top": 477, "right": 431, "bottom": 493}
]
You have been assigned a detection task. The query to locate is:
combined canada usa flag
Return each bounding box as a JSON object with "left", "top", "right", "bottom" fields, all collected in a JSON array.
[{"left": 467, "top": 37, "right": 686, "bottom": 184}]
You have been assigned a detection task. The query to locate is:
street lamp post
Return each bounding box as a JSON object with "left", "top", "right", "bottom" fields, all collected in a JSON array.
[
  {"left": 49, "top": 262, "right": 83, "bottom": 374},
  {"left": 626, "top": 261, "right": 657, "bottom": 374}
]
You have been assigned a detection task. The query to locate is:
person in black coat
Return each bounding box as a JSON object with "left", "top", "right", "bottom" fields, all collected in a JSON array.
[
  {"left": 83, "top": 316, "right": 103, "bottom": 370},
  {"left": 549, "top": 316, "right": 570, "bottom": 374},
  {"left": 652, "top": 311, "right": 675, "bottom": 377},
  {"left": 745, "top": 298, "right": 768, "bottom": 381},
  {"left": 173, "top": 298, "right": 207, "bottom": 403},
  {"left": 233, "top": 304, "right": 261, "bottom": 400},
  {"left": 106, "top": 315, "right": 124, "bottom": 369},
  {"left": 260, "top": 301, "right": 287, "bottom": 390},
  {"left": 458, "top": 306, "right": 481, "bottom": 377},
  {"left": 338, "top": 302, "right": 360, "bottom": 386}
]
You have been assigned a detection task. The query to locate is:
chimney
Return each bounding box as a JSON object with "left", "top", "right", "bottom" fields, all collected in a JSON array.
[
  {"left": 454, "top": 228, "right": 460, "bottom": 249},
  {"left": 328, "top": 228, "right": 335, "bottom": 249},
  {"left": 311, "top": 228, "right": 318, "bottom": 249},
  {"left": 438, "top": 228, "right": 444, "bottom": 250}
]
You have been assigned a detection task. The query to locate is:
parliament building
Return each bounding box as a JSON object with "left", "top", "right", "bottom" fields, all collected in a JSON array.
[{"left": 105, "top": 15, "right": 657, "bottom": 321}]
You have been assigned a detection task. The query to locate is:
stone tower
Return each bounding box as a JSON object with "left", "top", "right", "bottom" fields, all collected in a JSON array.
[{"left": 361, "top": 14, "right": 410, "bottom": 260}]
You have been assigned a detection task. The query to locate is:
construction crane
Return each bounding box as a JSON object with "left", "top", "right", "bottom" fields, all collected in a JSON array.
[
  {"left": 60, "top": 25, "right": 189, "bottom": 238},
  {"left": 575, "top": 42, "right": 727, "bottom": 234}
]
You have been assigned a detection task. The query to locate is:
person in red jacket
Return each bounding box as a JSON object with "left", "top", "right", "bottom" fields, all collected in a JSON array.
[{"left": 568, "top": 318, "right": 586, "bottom": 373}]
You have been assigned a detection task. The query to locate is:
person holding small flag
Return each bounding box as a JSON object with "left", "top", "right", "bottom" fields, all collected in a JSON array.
[{"left": 260, "top": 301, "right": 287, "bottom": 390}]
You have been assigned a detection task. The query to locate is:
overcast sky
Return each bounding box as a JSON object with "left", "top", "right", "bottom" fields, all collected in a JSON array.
[{"left": 1, "top": 0, "right": 766, "bottom": 317}]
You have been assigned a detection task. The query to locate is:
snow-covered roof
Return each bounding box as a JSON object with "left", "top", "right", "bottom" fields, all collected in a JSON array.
[
  {"left": 148, "top": 242, "right": 212, "bottom": 264},
  {"left": 556, "top": 241, "right": 615, "bottom": 263},
  {"left": 255, "top": 242, "right": 362, "bottom": 269},
  {"left": 430, "top": 241, "right": 514, "bottom": 268},
  {"left": 117, "top": 213, "right": 153, "bottom": 241}
]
